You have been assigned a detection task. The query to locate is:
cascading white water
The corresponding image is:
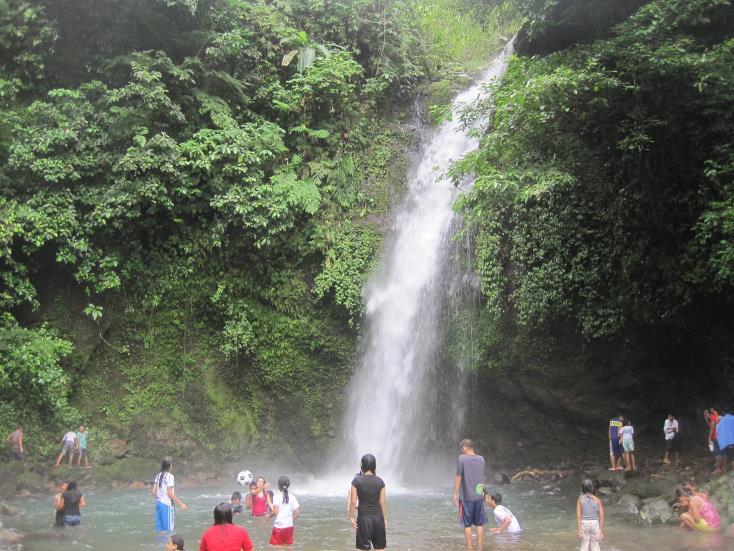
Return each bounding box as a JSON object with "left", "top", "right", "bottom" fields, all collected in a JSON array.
[{"left": 334, "top": 43, "right": 514, "bottom": 485}]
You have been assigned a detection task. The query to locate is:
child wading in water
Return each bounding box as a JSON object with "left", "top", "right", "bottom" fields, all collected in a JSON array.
[
  {"left": 269, "top": 475, "right": 301, "bottom": 546},
  {"left": 576, "top": 479, "right": 604, "bottom": 551},
  {"left": 166, "top": 534, "right": 184, "bottom": 550},
  {"left": 619, "top": 418, "right": 636, "bottom": 471},
  {"left": 246, "top": 477, "right": 271, "bottom": 517}
]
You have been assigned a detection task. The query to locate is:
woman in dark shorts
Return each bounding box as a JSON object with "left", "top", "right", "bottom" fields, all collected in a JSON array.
[{"left": 348, "top": 454, "right": 387, "bottom": 550}]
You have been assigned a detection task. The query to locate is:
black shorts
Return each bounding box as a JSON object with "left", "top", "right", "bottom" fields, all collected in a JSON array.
[
  {"left": 356, "top": 515, "right": 386, "bottom": 550},
  {"left": 666, "top": 437, "right": 678, "bottom": 451}
]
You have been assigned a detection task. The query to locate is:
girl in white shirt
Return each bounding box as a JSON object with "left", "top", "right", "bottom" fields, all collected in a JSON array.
[{"left": 268, "top": 475, "right": 301, "bottom": 546}]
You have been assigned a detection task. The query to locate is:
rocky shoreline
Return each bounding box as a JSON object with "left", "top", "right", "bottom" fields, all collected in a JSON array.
[{"left": 506, "top": 456, "right": 734, "bottom": 538}]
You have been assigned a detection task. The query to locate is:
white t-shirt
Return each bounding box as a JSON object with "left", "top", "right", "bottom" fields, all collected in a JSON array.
[
  {"left": 664, "top": 419, "right": 679, "bottom": 440},
  {"left": 272, "top": 491, "right": 300, "bottom": 529},
  {"left": 63, "top": 431, "right": 77, "bottom": 444},
  {"left": 620, "top": 426, "right": 634, "bottom": 440},
  {"left": 493, "top": 505, "right": 521, "bottom": 533},
  {"left": 155, "top": 472, "right": 174, "bottom": 505}
]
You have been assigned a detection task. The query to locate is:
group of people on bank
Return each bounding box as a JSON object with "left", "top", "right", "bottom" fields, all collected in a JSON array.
[{"left": 5, "top": 425, "right": 91, "bottom": 467}]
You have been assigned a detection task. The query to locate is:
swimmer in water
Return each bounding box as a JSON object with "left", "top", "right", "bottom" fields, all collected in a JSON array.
[
  {"left": 166, "top": 534, "right": 185, "bottom": 550},
  {"left": 231, "top": 491, "right": 243, "bottom": 515},
  {"left": 484, "top": 492, "right": 521, "bottom": 534}
]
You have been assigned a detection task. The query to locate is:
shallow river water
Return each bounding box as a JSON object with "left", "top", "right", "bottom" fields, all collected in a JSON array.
[{"left": 6, "top": 480, "right": 731, "bottom": 551}]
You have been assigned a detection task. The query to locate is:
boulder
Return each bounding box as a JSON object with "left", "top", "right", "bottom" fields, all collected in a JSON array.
[
  {"left": 617, "top": 494, "right": 641, "bottom": 515},
  {"left": 106, "top": 439, "right": 129, "bottom": 458},
  {"left": 633, "top": 479, "right": 677, "bottom": 500},
  {"left": 494, "top": 473, "right": 511, "bottom": 485},
  {"left": 0, "top": 464, "right": 22, "bottom": 498},
  {"left": 639, "top": 497, "right": 674, "bottom": 524},
  {"left": 0, "top": 503, "right": 18, "bottom": 517},
  {"left": 592, "top": 469, "right": 626, "bottom": 491}
]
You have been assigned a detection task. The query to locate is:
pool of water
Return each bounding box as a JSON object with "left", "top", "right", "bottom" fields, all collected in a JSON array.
[{"left": 5, "top": 480, "right": 730, "bottom": 550}]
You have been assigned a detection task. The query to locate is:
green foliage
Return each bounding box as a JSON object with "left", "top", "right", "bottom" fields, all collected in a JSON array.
[
  {"left": 315, "top": 221, "right": 382, "bottom": 324},
  {"left": 0, "top": 0, "right": 518, "bottom": 461},
  {"left": 457, "top": 0, "right": 734, "bottom": 358}
]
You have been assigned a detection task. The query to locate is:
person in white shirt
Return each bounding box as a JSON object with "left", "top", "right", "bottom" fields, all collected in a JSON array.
[
  {"left": 151, "top": 457, "right": 188, "bottom": 533},
  {"left": 268, "top": 475, "right": 301, "bottom": 545},
  {"left": 663, "top": 414, "right": 680, "bottom": 464},
  {"left": 484, "top": 492, "right": 521, "bottom": 534},
  {"left": 54, "top": 430, "right": 78, "bottom": 467}
]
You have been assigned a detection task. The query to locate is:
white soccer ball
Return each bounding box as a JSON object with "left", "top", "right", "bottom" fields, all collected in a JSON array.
[{"left": 236, "top": 470, "right": 253, "bottom": 486}]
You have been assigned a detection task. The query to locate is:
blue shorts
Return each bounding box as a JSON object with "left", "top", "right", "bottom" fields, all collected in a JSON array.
[
  {"left": 63, "top": 515, "right": 81, "bottom": 526},
  {"left": 460, "top": 500, "right": 488, "bottom": 527},
  {"left": 611, "top": 439, "right": 624, "bottom": 457},
  {"left": 155, "top": 501, "right": 175, "bottom": 532}
]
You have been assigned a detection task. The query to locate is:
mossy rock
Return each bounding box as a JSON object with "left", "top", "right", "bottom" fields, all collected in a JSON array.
[
  {"left": 16, "top": 471, "right": 45, "bottom": 493},
  {"left": 0, "top": 463, "right": 23, "bottom": 498},
  {"left": 88, "top": 458, "right": 154, "bottom": 484}
]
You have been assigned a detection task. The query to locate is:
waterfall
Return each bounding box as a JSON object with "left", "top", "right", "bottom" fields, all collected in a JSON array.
[{"left": 334, "top": 42, "right": 514, "bottom": 486}]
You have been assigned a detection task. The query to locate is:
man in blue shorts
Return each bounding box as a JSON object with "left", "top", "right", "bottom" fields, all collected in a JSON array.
[{"left": 453, "top": 439, "right": 487, "bottom": 549}]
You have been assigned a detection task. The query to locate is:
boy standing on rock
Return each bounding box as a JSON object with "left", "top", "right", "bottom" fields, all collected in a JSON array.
[
  {"left": 453, "top": 439, "right": 487, "bottom": 549},
  {"left": 75, "top": 425, "right": 90, "bottom": 467}
]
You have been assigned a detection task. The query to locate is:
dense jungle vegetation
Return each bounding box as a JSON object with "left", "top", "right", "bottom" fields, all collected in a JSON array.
[
  {"left": 0, "top": 0, "right": 518, "bottom": 464},
  {"left": 456, "top": 0, "right": 734, "bottom": 420},
  {"left": 3, "top": 0, "right": 733, "bottom": 468}
]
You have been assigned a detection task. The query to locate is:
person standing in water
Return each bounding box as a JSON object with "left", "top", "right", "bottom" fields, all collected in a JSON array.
[
  {"left": 199, "top": 503, "right": 254, "bottom": 551},
  {"left": 6, "top": 426, "right": 24, "bottom": 461},
  {"left": 61, "top": 480, "right": 86, "bottom": 526},
  {"left": 53, "top": 481, "right": 68, "bottom": 528},
  {"left": 452, "top": 439, "right": 487, "bottom": 549},
  {"left": 269, "top": 475, "right": 301, "bottom": 546},
  {"left": 576, "top": 479, "right": 604, "bottom": 551},
  {"left": 246, "top": 477, "right": 270, "bottom": 517},
  {"left": 151, "top": 457, "right": 188, "bottom": 534},
  {"left": 348, "top": 454, "right": 387, "bottom": 551}
]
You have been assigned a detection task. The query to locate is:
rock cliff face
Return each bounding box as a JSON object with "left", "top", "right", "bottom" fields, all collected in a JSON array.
[
  {"left": 514, "top": 0, "right": 651, "bottom": 56},
  {"left": 462, "top": 326, "right": 728, "bottom": 468}
]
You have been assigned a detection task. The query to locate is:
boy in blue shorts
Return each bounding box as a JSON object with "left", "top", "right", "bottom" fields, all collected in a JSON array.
[{"left": 453, "top": 439, "right": 487, "bottom": 549}]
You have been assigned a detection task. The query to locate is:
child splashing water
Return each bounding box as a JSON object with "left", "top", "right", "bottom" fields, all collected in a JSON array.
[{"left": 269, "top": 476, "right": 301, "bottom": 546}]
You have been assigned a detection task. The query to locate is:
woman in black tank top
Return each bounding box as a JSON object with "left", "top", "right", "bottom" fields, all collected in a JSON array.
[{"left": 348, "top": 454, "right": 387, "bottom": 550}]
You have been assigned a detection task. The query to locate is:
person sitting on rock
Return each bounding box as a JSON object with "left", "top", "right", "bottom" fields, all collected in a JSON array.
[{"left": 676, "top": 486, "right": 720, "bottom": 533}]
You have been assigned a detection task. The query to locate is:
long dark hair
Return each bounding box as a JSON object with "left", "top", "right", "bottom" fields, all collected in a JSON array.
[
  {"left": 278, "top": 475, "right": 290, "bottom": 504},
  {"left": 213, "top": 502, "right": 233, "bottom": 525},
  {"left": 155, "top": 456, "right": 173, "bottom": 490},
  {"left": 360, "top": 454, "right": 376, "bottom": 475}
]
